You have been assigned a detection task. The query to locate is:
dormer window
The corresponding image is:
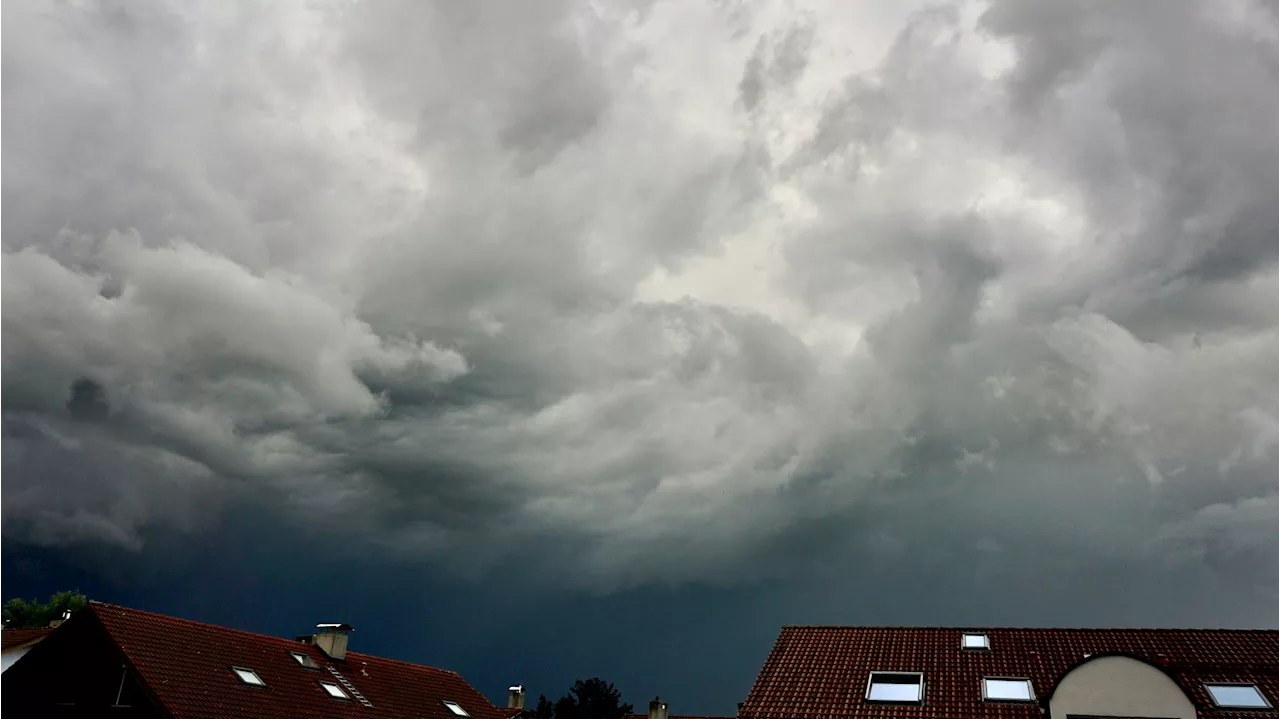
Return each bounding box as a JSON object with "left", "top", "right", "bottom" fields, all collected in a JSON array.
[
  {"left": 1204, "top": 684, "right": 1271, "bottom": 709},
  {"left": 865, "top": 672, "right": 924, "bottom": 703},
  {"left": 962, "top": 633, "right": 989, "bottom": 650},
  {"left": 231, "top": 667, "right": 265, "bottom": 686}
]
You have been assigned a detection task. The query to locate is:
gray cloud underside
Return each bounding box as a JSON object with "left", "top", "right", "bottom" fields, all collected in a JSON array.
[{"left": 3, "top": 0, "right": 1275, "bottom": 601}]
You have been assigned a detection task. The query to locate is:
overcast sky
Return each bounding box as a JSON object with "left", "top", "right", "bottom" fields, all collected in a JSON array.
[{"left": 2, "top": 0, "right": 1277, "bottom": 712}]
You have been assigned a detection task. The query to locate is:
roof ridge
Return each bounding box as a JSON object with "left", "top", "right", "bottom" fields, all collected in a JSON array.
[
  {"left": 89, "top": 602, "right": 319, "bottom": 647},
  {"left": 343, "top": 649, "right": 462, "bottom": 678},
  {"left": 779, "top": 624, "right": 1278, "bottom": 632}
]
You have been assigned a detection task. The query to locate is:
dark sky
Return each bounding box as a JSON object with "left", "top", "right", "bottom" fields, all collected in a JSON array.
[{"left": 2, "top": 0, "right": 1277, "bottom": 714}]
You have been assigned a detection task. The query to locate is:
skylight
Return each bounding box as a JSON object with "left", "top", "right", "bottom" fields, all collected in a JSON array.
[
  {"left": 444, "top": 701, "right": 471, "bottom": 716},
  {"left": 290, "top": 651, "right": 318, "bottom": 669},
  {"left": 319, "top": 681, "right": 350, "bottom": 699},
  {"left": 865, "top": 672, "right": 924, "bottom": 704},
  {"left": 982, "top": 678, "right": 1035, "bottom": 702},
  {"left": 1205, "top": 684, "right": 1271, "bottom": 709},
  {"left": 962, "top": 633, "right": 989, "bottom": 649},
  {"left": 231, "top": 667, "right": 265, "bottom": 686}
]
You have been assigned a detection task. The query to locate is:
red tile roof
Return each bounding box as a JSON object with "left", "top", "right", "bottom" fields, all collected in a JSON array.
[
  {"left": 86, "top": 601, "right": 508, "bottom": 719},
  {"left": 626, "top": 714, "right": 735, "bottom": 719},
  {"left": 1, "top": 628, "right": 52, "bottom": 652},
  {"left": 741, "top": 625, "right": 1279, "bottom": 719}
]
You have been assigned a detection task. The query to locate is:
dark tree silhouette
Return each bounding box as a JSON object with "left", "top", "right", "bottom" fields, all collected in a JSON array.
[
  {"left": 531, "top": 694, "right": 556, "bottom": 719},
  {"left": 2, "top": 590, "right": 88, "bottom": 629},
  {"left": 526, "top": 679, "right": 633, "bottom": 719}
]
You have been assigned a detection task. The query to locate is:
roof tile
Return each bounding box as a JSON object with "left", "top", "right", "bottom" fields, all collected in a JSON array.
[
  {"left": 1, "top": 628, "right": 53, "bottom": 652},
  {"left": 87, "top": 601, "right": 507, "bottom": 719},
  {"left": 740, "top": 626, "right": 1278, "bottom": 719}
]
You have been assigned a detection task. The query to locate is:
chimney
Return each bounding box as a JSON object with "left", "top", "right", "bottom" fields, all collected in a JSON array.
[
  {"left": 648, "top": 697, "right": 668, "bottom": 719},
  {"left": 507, "top": 685, "right": 526, "bottom": 710},
  {"left": 312, "top": 623, "right": 352, "bottom": 661}
]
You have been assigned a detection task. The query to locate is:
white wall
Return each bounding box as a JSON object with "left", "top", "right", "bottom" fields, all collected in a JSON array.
[
  {"left": 1050, "top": 655, "right": 1196, "bottom": 719},
  {"left": 1, "top": 647, "right": 32, "bottom": 673}
]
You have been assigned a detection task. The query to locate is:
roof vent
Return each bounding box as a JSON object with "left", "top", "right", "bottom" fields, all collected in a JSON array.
[
  {"left": 648, "top": 697, "right": 668, "bottom": 719},
  {"left": 508, "top": 685, "right": 526, "bottom": 710},
  {"left": 312, "top": 623, "right": 352, "bottom": 661}
]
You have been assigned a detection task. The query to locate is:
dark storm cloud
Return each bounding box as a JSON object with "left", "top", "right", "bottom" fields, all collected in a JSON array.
[
  {"left": 66, "top": 378, "right": 111, "bottom": 423},
  {"left": 2, "top": 0, "right": 1275, "bottom": 618}
]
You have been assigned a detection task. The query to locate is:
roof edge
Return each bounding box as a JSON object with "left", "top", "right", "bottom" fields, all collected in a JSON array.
[
  {"left": 71, "top": 604, "right": 177, "bottom": 715},
  {"left": 778, "top": 624, "right": 1279, "bottom": 632}
]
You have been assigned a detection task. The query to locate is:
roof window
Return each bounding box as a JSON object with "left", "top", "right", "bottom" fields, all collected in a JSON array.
[
  {"left": 444, "top": 700, "right": 471, "bottom": 716},
  {"left": 962, "top": 633, "right": 989, "bottom": 649},
  {"left": 319, "top": 680, "right": 350, "bottom": 699},
  {"left": 1205, "top": 684, "right": 1271, "bottom": 709},
  {"left": 231, "top": 667, "right": 265, "bottom": 686},
  {"left": 290, "top": 651, "right": 319, "bottom": 669},
  {"left": 982, "top": 678, "right": 1035, "bottom": 702},
  {"left": 865, "top": 672, "right": 924, "bottom": 704}
]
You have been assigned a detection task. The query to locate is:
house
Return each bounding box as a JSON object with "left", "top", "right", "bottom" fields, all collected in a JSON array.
[
  {"left": 738, "top": 625, "right": 1278, "bottom": 719},
  {"left": 2, "top": 600, "right": 516, "bottom": 718},
  {"left": 1, "top": 627, "right": 53, "bottom": 673}
]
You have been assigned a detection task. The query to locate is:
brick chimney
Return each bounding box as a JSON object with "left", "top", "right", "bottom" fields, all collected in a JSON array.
[
  {"left": 312, "top": 623, "right": 352, "bottom": 660},
  {"left": 648, "top": 697, "right": 668, "bottom": 719},
  {"left": 508, "top": 685, "right": 526, "bottom": 710}
]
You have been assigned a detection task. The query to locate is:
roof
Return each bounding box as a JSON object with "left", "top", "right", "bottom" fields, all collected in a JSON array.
[
  {"left": 741, "top": 625, "right": 1279, "bottom": 719},
  {"left": 1, "top": 628, "right": 52, "bottom": 652},
  {"left": 627, "top": 715, "right": 736, "bottom": 719},
  {"left": 84, "top": 601, "right": 508, "bottom": 719}
]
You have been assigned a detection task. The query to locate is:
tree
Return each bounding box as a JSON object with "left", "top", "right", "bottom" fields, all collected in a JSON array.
[
  {"left": 529, "top": 694, "right": 556, "bottom": 719},
  {"left": 2, "top": 590, "right": 88, "bottom": 629},
  {"left": 530, "top": 678, "right": 632, "bottom": 719}
]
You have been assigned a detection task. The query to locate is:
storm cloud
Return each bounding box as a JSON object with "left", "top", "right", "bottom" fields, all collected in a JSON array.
[{"left": 3, "top": 0, "right": 1275, "bottom": 616}]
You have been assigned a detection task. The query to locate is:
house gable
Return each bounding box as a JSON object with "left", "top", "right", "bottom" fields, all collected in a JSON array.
[
  {"left": 1, "top": 610, "right": 162, "bottom": 718},
  {"left": 1046, "top": 654, "right": 1196, "bottom": 719}
]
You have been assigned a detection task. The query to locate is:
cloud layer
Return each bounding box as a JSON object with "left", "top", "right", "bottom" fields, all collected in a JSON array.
[{"left": 3, "top": 0, "right": 1275, "bottom": 600}]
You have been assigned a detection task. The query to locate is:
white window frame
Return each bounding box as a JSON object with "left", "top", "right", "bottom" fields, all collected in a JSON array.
[
  {"left": 961, "top": 632, "right": 989, "bottom": 650},
  {"left": 1204, "top": 683, "right": 1272, "bottom": 709},
  {"left": 981, "top": 677, "right": 1035, "bottom": 702},
  {"left": 443, "top": 700, "right": 471, "bottom": 716},
  {"left": 864, "top": 671, "right": 925, "bottom": 704},
  {"left": 231, "top": 666, "right": 265, "bottom": 686},
  {"left": 319, "top": 680, "right": 350, "bottom": 699}
]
